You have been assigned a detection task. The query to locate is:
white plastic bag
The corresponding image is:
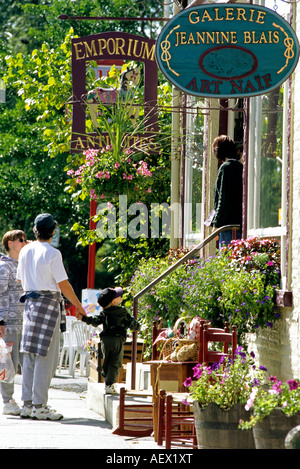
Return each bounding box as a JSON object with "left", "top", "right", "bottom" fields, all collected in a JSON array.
[{"left": 0, "top": 338, "right": 15, "bottom": 383}]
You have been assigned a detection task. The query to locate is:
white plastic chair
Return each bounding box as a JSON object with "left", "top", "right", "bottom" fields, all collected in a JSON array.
[
  {"left": 71, "top": 321, "right": 92, "bottom": 377},
  {"left": 58, "top": 316, "right": 77, "bottom": 375}
]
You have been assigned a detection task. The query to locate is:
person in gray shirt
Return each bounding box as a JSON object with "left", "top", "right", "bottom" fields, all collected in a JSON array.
[{"left": 0, "top": 230, "right": 27, "bottom": 415}]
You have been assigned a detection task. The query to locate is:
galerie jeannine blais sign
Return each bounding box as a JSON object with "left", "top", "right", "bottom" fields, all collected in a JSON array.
[{"left": 155, "top": 3, "right": 299, "bottom": 98}]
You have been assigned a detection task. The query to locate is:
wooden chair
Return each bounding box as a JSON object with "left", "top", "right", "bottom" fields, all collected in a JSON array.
[
  {"left": 112, "top": 387, "right": 153, "bottom": 437},
  {"left": 196, "top": 318, "right": 211, "bottom": 363},
  {"left": 202, "top": 323, "right": 237, "bottom": 364},
  {"left": 157, "top": 390, "right": 197, "bottom": 449}
]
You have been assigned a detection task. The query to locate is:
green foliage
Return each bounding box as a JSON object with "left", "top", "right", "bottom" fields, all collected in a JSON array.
[
  {"left": 184, "top": 349, "right": 265, "bottom": 410},
  {"left": 107, "top": 238, "right": 169, "bottom": 287},
  {"left": 0, "top": 0, "right": 163, "bottom": 54},
  {"left": 129, "top": 238, "right": 281, "bottom": 346},
  {"left": 240, "top": 376, "right": 300, "bottom": 429},
  {"left": 4, "top": 28, "right": 74, "bottom": 158},
  {"left": 0, "top": 1, "right": 170, "bottom": 293}
]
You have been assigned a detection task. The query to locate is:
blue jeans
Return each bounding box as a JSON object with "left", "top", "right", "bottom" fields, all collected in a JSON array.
[{"left": 219, "top": 230, "right": 241, "bottom": 248}]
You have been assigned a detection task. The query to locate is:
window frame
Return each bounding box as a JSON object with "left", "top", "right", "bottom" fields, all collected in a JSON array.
[
  {"left": 247, "top": 81, "right": 289, "bottom": 290},
  {"left": 183, "top": 95, "right": 206, "bottom": 246}
]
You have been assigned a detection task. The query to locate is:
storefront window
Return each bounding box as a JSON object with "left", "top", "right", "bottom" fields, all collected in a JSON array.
[
  {"left": 248, "top": 84, "right": 287, "bottom": 236},
  {"left": 248, "top": 82, "right": 288, "bottom": 289},
  {"left": 259, "top": 87, "right": 283, "bottom": 228},
  {"left": 184, "top": 97, "right": 205, "bottom": 245}
]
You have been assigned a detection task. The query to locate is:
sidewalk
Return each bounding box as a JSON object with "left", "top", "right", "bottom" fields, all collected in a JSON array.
[{"left": 0, "top": 370, "right": 160, "bottom": 450}]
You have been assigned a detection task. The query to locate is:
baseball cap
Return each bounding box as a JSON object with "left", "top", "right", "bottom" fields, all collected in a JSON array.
[
  {"left": 98, "top": 287, "right": 123, "bottom": 308},
  {"left": 34, "top": 213, "right": 57, "bottom": 230}
]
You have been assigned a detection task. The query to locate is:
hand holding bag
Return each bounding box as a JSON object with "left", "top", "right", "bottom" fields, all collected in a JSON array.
[{"left": 0, "top": 338, "right": 15, "bottom": 383}]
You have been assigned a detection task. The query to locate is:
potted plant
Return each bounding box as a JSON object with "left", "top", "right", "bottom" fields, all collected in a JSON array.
[
  {"left": 239, "top": 376, "right": 300, "bottom": 449},
  {"left": 183, "top": 347, "right": 265, "bottom": 449}
]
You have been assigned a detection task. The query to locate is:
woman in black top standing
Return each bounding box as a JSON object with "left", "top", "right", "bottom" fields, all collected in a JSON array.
[{"left": 211, "top": 135, "right": 243, "bottom": 247}]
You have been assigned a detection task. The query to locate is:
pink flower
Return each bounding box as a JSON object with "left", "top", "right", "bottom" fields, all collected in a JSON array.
[
  {"left": 85, "top": 152, "right": 96, "bottom": 166},
  {"left": 181, "top": 399, "right": 190, "bottom": 406},
  {"left": 245, "top": 388, "right": 258, "bottom": 411},
  {"left": 115, "top": 162, "right": 120, "bottom": 169},
  {"left": 83, "top": 148, "right": 99, "bottom": 159},
  {"left": 90, "top": 189, "right": 97, "bottom": 201},
  {"left": 269, "top": 381, "right": 282, "bottom": 394},
  {"left": 137, "top": 160, "right": 152, "bottom": 177},
  {"left": 127, "top": 175, "right": 133, "bottom": 180},
  {"left": 269, "top": 376, "right": 277, "bottom": 382},
  {"left": 147, "top": 188, "right": 151, "bottom": 193},
  {"left": 95, "top": 171, "right": 104, "bottom": 178},
  {"left": 75, "top": 165, "right": 85, "bottom": 176},
  {"left": 192, "top": 364, "right": 202, "bottom": 379},
  {"left": 287, "top": 379, "right": 299, "bottom": 390},
  {"left": 105, "top": 171, "right": 110, "bottom": 179},
  {"left": 267, "top": 261, "right": 274, "bottom": 266},
  {"left": 183, "top": 377, "right": 192, "bottom": 387},
  {"left": 100, "top": 194, "right": 105, "bottom": 199},
  {"left": 67, "top": 169, "right": 74, "bottom": 176}
]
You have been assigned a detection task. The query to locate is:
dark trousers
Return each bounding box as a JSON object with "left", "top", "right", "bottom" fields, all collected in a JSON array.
[
  {"left": 219, "top": 230, "right": 241, "bottom": 248},
  {"left": 101, "top": 335, "right": 124, "bottom": 386}
]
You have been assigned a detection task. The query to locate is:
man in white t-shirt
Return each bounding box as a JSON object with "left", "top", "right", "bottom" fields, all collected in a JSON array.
[{"left": 16, "top": 213, "right": 86, "bottom": 420}]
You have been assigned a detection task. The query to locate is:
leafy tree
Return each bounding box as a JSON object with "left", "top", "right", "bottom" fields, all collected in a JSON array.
[{"left": 0, "top": 0, "right": 171, "bottom": 292}]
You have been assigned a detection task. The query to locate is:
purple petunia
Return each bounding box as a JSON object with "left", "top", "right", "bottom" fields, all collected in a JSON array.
[{"left": 183, "top": 377, "right": 192, "bottom": 387}]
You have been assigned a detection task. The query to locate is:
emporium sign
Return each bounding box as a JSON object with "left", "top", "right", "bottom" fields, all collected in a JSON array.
[
  {"left": 70, "top": 32, "right": 158, "bottom": 153},
  {"left": 155, "top": 3, "right": 300, "bottom": 98}
]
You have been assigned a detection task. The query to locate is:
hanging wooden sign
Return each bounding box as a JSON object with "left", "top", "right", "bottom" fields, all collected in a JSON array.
[
  {"left": 155, "top": 3, "right": 299, "bottom": 97},
  {"left": 70, "top": 32, "right": 158, "bottom": 153}
]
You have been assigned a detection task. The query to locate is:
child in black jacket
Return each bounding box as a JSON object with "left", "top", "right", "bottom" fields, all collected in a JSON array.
[{"left": 79, "top": 287, "right": 140, "bottom": 394}]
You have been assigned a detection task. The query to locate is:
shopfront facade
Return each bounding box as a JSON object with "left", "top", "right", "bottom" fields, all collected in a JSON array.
[{"left": 179, "top": 0, "right": 300, "bottom": 379}]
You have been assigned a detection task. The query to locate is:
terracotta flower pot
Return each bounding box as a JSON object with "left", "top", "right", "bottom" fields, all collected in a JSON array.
[
  {"left": 193, "top": 402, "right": 255, "bottom": 449},
  {"left": 253, "top": 409, "right": 300, "bottom": 449}
]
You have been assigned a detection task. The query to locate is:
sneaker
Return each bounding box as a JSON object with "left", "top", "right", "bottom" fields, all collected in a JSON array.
[
  {"left": 2, "top": 399, "right": 21, "bottom": 415},
  {"left": 31, "top": 405, "right": 63, "bottom": 421},
  {"left": 105, "top": 384, "right": 118, "bottom": 394},
  {"left": 20, "top": 405, "right": 33, "bottom": 419}
]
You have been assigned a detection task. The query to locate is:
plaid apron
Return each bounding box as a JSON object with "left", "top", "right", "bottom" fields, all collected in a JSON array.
[{"left": 20, "top": 291, "right": 65, "bottom": 357}]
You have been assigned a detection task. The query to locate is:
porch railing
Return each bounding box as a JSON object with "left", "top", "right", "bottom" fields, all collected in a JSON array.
[{"left": 130, "top": 224, "right": 240, "bottom": 389}]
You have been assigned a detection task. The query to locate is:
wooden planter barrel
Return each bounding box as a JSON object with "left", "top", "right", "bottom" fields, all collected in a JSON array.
[
  {"left": 253, "top": 410, "right": 300, "bottom": 449},
  {"left": 193, "top": 402, "right": 255, "bottom": 449}
]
